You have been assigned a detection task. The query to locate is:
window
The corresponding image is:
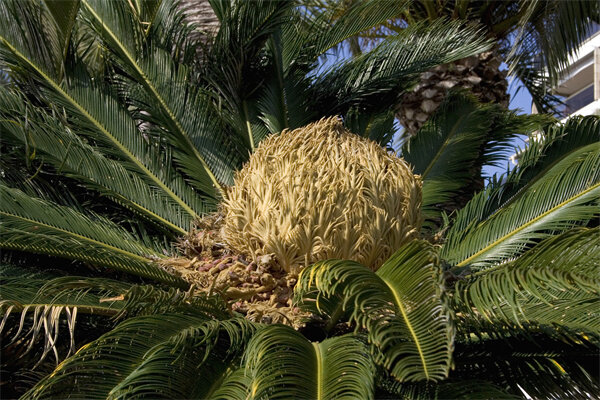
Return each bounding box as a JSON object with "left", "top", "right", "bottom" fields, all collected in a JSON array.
[{"left": 565, "top": 85, "right": 594, "bottom": 114}]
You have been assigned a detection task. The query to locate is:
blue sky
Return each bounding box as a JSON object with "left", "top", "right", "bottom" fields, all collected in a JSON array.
[{"left": 482, "top": 75, "right": 533, "bottom": 179}]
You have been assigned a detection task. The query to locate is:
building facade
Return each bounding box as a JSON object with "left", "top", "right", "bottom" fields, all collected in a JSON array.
[{"left": 553, "top": 23, "right": 600, "bottom": 119}]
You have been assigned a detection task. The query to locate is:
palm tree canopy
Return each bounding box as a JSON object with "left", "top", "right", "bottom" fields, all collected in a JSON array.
[{"left": 305, "top": 0, "right": 600, "bottom": 113}]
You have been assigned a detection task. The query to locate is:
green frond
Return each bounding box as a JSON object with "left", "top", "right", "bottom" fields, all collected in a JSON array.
[
  {"left": 509, "top": 0, "right": 600, "bottom": 91},
  {"left": 81, "top": 0, "right": 279, "bottom": 197},
  {"left": 0, "top": 265, "right": 129, "bottom": 317},
  {"left": 0, "top": 265, "right": 128, "bottom": 365},
  {"left": 120, "top": 49, "right": 242, "bottom": 190},
  {"left": 23, "top": 314, "right": 254, "bottom": 399},
  {"left": 344, "top": 108, "right": 396, "bottom": 147},
  {"left": 42, "top": 0, "right": 80, "bottom": 62},
  {"left": 71, "top": 12, "right": 106, "bottom": 77},
  {"left": 402, "top": 91, "right": 550, "bottom": 230},
  {"left": 312, "top": 19, "right": 493, "bottom": 117},
  {"left": 508, "top": 49, "right": 563, "bottom": 114},
  {"left": 437, "top": 117, "right": 598, "bottom": 262},
  {"left": 0, "top": 88, "right": 194, "bottom": 234},
  {"left": 441, "top": 138, "right": 600, "bottom": 269},
  {"left": 283, "top": 0, "right": 410, "bottom": 67},
  {"left": 0, "top": 184, "right": 185, "bottom": 287},
  {"left": 243, "top": 1, "right": 412, "bottom": 141},
  {"left": 0, "top": 0, "right": 64, "bottom": 81},
  {"left": 499, "top": 116, "right": 600, "bottom": 210},
  {"left": 203, "top": 0, "right": 296, "bottom": 150},
  {"left": 208, "top": 367, "right": 252, "bottom": 400},
  {"left": 296, "top": 240, "right": 453, "bottom": 382},
  {"left": 0, "top": 0, "right": 209, "bottom": 221},
  {"left": 113, "top": 284, "right": 230, "bottom": 320},
  {"left": 244, "top": 325, "right": 375, "bottom": 400},
  {"left": 377, "top": 375, "right": 518, "bottom": 400},
  {"left": 453, "top": 334, "right": 600, "bottom": 399},
  {"left": 403, "top": 92, "right": 490, "bottom": 225},
  {"left": 452, "top": 228, "right": 600, "bottom": 336},
  {"left": 1, "top": 263, "right": 230, "bottom": 370}
]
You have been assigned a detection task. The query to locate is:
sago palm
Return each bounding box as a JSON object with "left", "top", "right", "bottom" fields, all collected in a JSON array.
[{"left": 0, "top": 0, "right": 598, "bottom": 399}]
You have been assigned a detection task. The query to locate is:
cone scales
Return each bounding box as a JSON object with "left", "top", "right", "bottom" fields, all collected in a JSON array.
[{"left": 223, "top": 117, "right": 422, "bottom": 274}]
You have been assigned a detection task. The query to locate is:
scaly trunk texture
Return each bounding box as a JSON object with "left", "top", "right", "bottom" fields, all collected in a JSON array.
[
  {"left": 397, "top": 49, "right": 510, "bottom": 136},
  {"left": 178, "top": 0, "right": 220, "bottom": 43}
]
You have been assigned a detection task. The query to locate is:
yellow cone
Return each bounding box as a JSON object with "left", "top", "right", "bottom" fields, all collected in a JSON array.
[{"left": 223, "top": 117, "right": 422, "bottom": 274}]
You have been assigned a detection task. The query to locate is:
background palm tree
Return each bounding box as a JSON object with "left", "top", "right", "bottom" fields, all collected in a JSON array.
[
  {"left": 0, "top": 0, "right": 598, "bottom": 398},
  {"left": 306, "top": 0, "right": 600, "bottom": 134},
  {"left": 302, "top": 0, "right": 600, "bottom": 217}
]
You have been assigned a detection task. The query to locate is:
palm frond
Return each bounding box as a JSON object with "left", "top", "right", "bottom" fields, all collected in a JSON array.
[
  {"left": 244, "top": 325, "right": 375, "bottom": 400},
  {"left": 113, "top": 283, "right": 230, "bottom": 320},
  {"left": 42, "top": 0, "right": 80, "bottom": 63},
  {"left": 0, "top": 0, "right": 208, "bottom": 222},
  {"left": 498, "top": 116, "right": 600, "bottom": 211},
  {"left": 295, "top": 240, "right": 453, "bottom": 382},
  {"left": 203, "top": 0, "right": 295, "bottom": 150},
  {"left": 441, "top": 138, "right": 599, "bottom": 269},
  {"left": 509, "top": 0, "right": 600, "bottom": 91},
  {"left": 1, "top": 265, "right": 126, "bottom": 366},
  {"left": 118, "top": 50, "right": 243, "bottom": 191},
  {"left": 23, "top": 314, "right": 254, "bottom": 399},
  {"left": 0, "top": 0, "right": 64, "bottom": 81},
  {"left": 282, "top": 0, "right": 410, "bottom": 69},
  {"left": 1, "top": 263, "right": 231, "bottom": 371},
  {"left": 246, "top": 1, "right": 412, "bottom": 141},
  {"left": 452, "top": 228, "right": 600, "bottom": 336},
  {"left": 344, "top": 108, "right": 397, "bottom": 147},
  {"left": 0, "top": 88, "right": 195, "bottom": 234},
  {"left": 208, "top": 367, "right": 253, "bottom": 400},
  {"left": 311, "top": 19, "right": 493, "bottom": 117},
  {"left": 377, "top": 374, "right": 518, "bottom": 400},
  {"left": 0, "top": 184, "right": 185, "bottom": 287},
  {"left": 452, "top": 334, "right": 600, "bottom": 399},
  {"left": 402, "top": 91, "right": 550, "bottom": 230},
  {"left": 442, "top": 117, "right": 599, "bottom": 256},
  {"left": 508, "top": 49, "right": 563, "bottom": 114}
]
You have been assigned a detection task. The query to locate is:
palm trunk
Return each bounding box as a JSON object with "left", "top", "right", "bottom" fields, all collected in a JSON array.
[
  {"left": 178, "top": 0, "right": 220, "bottom": 43},
  {"left": 397, "top": 49, "right": 510, "bottom": 136}
]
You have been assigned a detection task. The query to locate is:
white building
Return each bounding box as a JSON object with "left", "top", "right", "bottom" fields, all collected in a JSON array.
[{"left": 553, "top": 24, "right": 600, "bottom": 119}]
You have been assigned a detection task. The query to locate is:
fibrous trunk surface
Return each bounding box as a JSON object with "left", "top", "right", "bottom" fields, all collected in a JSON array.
[
  {"left": 163, "top": 214, "right": 309, "bottom": 327},
  {"left": 397, "top": 49, "right": 510, "bottom": 136}
]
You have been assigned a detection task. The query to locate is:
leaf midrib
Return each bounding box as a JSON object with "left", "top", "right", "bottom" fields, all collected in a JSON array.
[
  {"left": 420, "top": 112, "right": 468, "bottom": 180},
  {"left": 7, "top": 302, "right": 119, "bottom": 317},
  {"left": 457, "top": 182, "right": 600, "bottom": 267},
  {"left": 107, "top": 191, "right": 187, "bottom": 235},
  {"left": 81, "top": 0, "right": 225, "bottom": 197},
  {"left": 379, "top": 275, "right": 430, "bottom": 380},
  {"left": 312, "top": 341, "right": 324, "bottom": 400},
  {"left": 0, "top": 35, "right": 200, "bottom": 220},
  {"left": 485, "top": 142, "right": 600, "bottom": 223},
  {"left": 0, "top": 210, "right": 156, "bottom": 264}
]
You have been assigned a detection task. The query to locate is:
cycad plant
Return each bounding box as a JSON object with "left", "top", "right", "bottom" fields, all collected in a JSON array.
[{"left": 0, "top": 0, "right": 598, "bottom": 399}]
